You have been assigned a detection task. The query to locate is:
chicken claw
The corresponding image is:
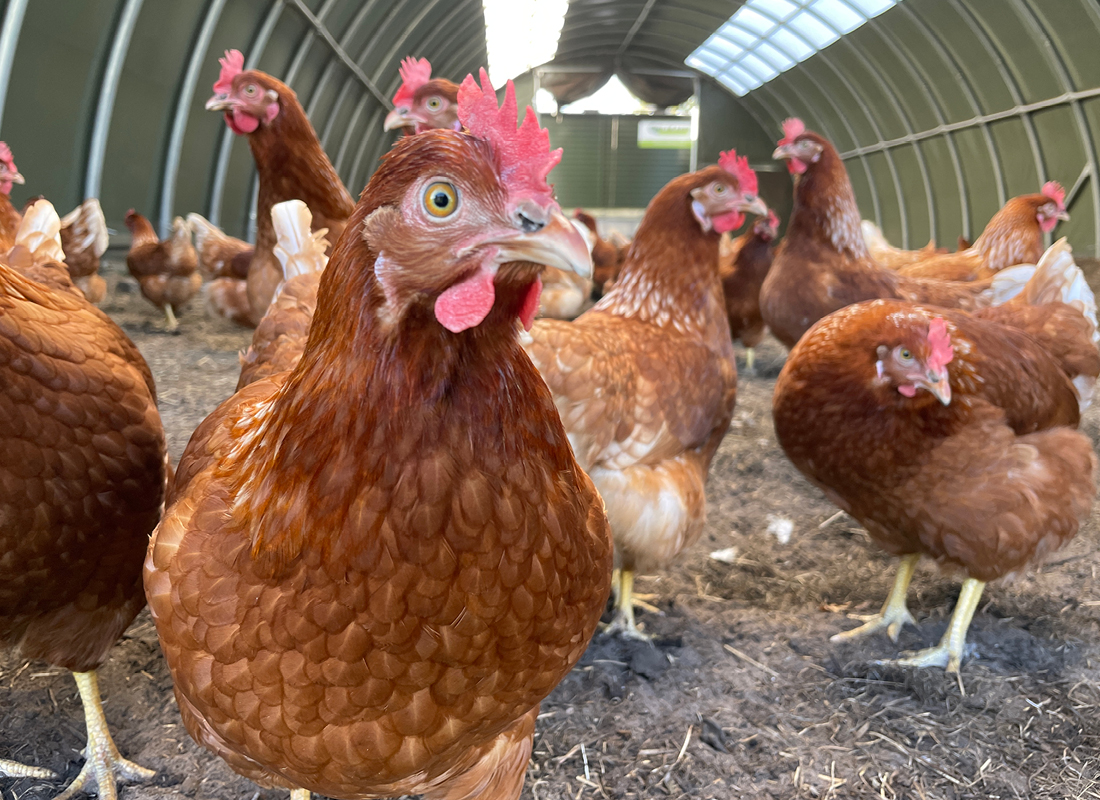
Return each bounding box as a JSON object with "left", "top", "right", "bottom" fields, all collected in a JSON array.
[
  {"left": 831, "top": 553, "right": 920, "bottom": 644},
  {"left": 877, "top": 577, "right": 986, "bottom": 674},
  {"left": 53, "top": 671, "right": 155, "bottom": 800},
  {"left": 0, "top": 759, "right": 58, "bottom": 780}
]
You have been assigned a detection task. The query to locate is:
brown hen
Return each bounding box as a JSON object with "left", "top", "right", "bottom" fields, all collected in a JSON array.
[
  {"left": 0, "top": 142, "right": 24, "bottom": 253},
  {"left": 523, "top": 151, "right": 766, "bottom": 639},
  {"left": 206, "top": 49, "right": 355, "bottom": 326},
  {"left": 720, "top": 207, "right": 779, "bottom": 374},
  {"left": 145, "top": 71, "right": 611, "bottom": 800},
  {"left": 0, "top": 224, "right": 167, "bottom": 796},
  {"left": 382, "top": 56, "right": 461, "bottom": 135},
  {"left": 762, "top": 119, "right": 1038, "bottom": 349},
  {"left": 774, "top": 291, "right": 1097, "bottom": 672},
  {"left": 59, "top": 198, "right": 110, "bottom": 304},
  {"left": 124, "top": 211, "right": 201, "bottom": 330}
]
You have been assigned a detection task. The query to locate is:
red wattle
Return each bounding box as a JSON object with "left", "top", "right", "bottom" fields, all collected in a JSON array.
[
  {"left": 788, "top": 158, "right": 807, "bottom": 175},
  {"left": 435, "top": 268, "right": 496, "bottom": 333},
  {"left": 519, "top": 276, "right": 543, "bottom": 330},
  {"left": 712, "top": 211, "right": 745, "bottom": 234}
]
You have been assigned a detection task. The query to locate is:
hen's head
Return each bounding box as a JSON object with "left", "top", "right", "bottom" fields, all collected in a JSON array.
[
  {"left": 383, "top": 57, "right": 461, "bottom": 135},
  {"left": 688, "top": 149, "right": 768, "bottom": 235},
  {"left": 773, "top": 118, "right": 825, "bottom": 175},
  {"left": 348, "top": 69, "right": 590, "bottom": 334},
  {"left": 0, "top": 142, "right": 24, "bottom": 195},
  {"left": 754, "top": 208, "right": 780, "bottom": 242},
  {"left": 206, "top": 50, "right": 283, "bottom": 136},
  {"left": 1036, "top": 181, "right": 1070, "bottom": 233},
  {"left": 869, "top": 312, "right": 953, "bottom": 406}
]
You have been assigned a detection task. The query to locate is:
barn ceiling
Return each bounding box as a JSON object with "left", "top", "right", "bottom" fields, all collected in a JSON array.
[{"left": 0, "top": 0, "right": 1096, "bottom": 255}]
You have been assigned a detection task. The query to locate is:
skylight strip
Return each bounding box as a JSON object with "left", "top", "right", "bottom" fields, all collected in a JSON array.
[{"left": 686, "top": 0, "right": 901, "bottom": 96}]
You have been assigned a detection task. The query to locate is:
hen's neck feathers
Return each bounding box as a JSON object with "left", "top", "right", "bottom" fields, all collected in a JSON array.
[
  {"left": 594, "top": 174, "right": 726, "bottom": 337},
  {"left": 128, "top": 214, "right": 159, "bottom": 249},
  {"left": 786, "top": 143, "right": 869, "bottom": 261},
  {"left": 229, "top": 202, "right": 558, "bottom": 576},
  {"left": 249, "top": 84, "right": 355, "bottom": 248},
  {"left": 972, "top": 195, "right": 1044, "bottom": 270}
]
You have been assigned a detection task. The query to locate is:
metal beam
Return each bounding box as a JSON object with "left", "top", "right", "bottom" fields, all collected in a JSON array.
[
  {"left": 159, "top": 0, "right": 228, "bottom": 236},
  {"left": 616, "top": 0, "right": 659, "bottom": 59},
  {"left": 0, "top": 0, "right": 29, "bottom": 134},
  {"left": 85, "top": 0, "right": 144, "bottom": 200},
  {"left": 837, "top": 87, "right": 1100, "bottom": 158},
  {"left": 283, "top": 0, "right": 390, "bottom": 107}
]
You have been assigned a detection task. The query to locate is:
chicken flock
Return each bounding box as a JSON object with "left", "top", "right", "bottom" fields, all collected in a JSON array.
[{"left": 0, "top": 45, "right": 1095, "bottom": 800}]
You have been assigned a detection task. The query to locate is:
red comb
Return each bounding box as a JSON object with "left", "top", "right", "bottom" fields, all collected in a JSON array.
[
  {"left": 718, "top": 149, "right": 758, "bottom": 196},
  {"left": 0, "top": 142, "right": 13, "bottom": 167},
  {"left": 458, "top": 69, "right": 561, "bottom": 209},
  {"left": 393, "top": 56, "right": 432, "bottom": 107},
  {"left": 779, "top": 117, "right": 805, "bottom": 146},
  {"left": 926, "top": 318, "right": 953, "bottom": 372},
  {"left": 214, "top": 49, "right": 244, "bottom": 95},
  {"left": 1042, "top": 180, "right": 1066, "bottom": 209}
]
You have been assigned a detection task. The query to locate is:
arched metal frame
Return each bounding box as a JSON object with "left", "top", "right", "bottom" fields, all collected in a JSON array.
[
  {"left": 0, "top": 0, "right": 1093, "bottom": 255},
  {"left": 728, "top": 0, "right": 1100, "bottom": 254}
]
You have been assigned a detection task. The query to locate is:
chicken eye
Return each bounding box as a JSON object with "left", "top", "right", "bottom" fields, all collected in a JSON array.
[
  {"left": 424, "top": 182, "right": 458, "bottom": 218},
  {"left": 897, "top": 347, "right": 913, "bottom": 362},
  {"left": 713, "top": 183, "right": 727, "bottom": 195},
  {"left": 244, "top": 84, "right": 257, "bottom": 96},
  {"left": 426, "top": 96, "right": 443, "bottom": 111}
]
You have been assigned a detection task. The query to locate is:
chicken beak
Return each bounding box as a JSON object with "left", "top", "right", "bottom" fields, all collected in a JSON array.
[
  {"left": 1056, "top": 209, "right": 1071, "bottom": 222},
  {"left": 740, "top": 195, "right": 768, "bottom": 217},
  {"left": 772, "top": 144, "right": 792, "bottom": 161},
  {"left": 383, "top": 108, "right": 415, "bottom": 132},
  {"left": 923, "top": 369, "right": 951, "bottom": 405},
  {"left": 1, "top": 169, "right": 24, "bottom": 185},
  {"left": 205, "top": 94, "right": 233, "bottom": 112},
  {"left": 492, "top": 205, "right": 593, "bottom": 279}
]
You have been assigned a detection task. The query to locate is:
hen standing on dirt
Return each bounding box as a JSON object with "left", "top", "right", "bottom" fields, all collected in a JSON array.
[
  {"left": 774, "top": 273, "right": 1098, "bottom": 671},
  {"left": 145, "top": 71, "right": 612, "bottom": 800},
  {"left": 0, "top": 211, "right": 168, "bottom": 796},
  {"left": 124, "top": 211, "right": 201, "bottom": 330},
  {"left": 523, "top": 151, "right": 766, "bottom": 639}
]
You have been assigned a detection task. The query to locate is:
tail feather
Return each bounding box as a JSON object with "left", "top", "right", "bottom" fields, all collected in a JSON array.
[
  {"left": 272, "top": 200, "right": 328, "bottom": 284},
  {"left": 188, "top": 212, "right": 231, "bottom": 253},
  {"left": 989, "top": 238, "right": 1098, "bottom": 344},
  {"left": 861, "top": 220, "right": 892, "bottom": 252},
  {"left": 59, "top": 198, "right": 109, "bottom": 258},
  {"left": 15, "top": 200, "right": 65, "bottom": 264}
]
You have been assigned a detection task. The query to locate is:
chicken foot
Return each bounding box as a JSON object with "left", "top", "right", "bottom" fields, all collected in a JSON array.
[
  {"left": 744, "top": 348, "right": 756, "bottom": 377},
  {"left": 290, "top": 789, "right": 310, "bottom": 800},
  {"left": 163, "top": 305, "right": 179, "bottom": 332},
  {"left": 831, "top": 553, "right": 919, "bottom": 643},
  {"left": 882, "top": 577, "right": 985, "bottom": 674},
  {"left": 605, "top": 568, "right": 651, "bottom": 641},
  {"left": 53, "top": 671, "right": 156, "bottom": 800}
]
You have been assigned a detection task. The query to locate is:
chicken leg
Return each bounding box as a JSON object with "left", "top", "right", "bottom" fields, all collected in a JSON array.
[
  {"left": 52, "top": 671, "right": 155, "bottom": 800},
  {"left": 163, "top": 304, "right": 179, "bottom": 332},
  {"left": 290, "top": 789, "right": 310, "bottom": 800},
  {"left": 831, "top": 553, "right": 919, "bottom": 644},
  {"left": 882, "top": 577, "right": 985, "bottom": 673},
  {"left": 745, "top": 347, "right": 756, "bottom": 377},
  {"left": 606, "top": 567, "right": 650, "bottom": 640}
]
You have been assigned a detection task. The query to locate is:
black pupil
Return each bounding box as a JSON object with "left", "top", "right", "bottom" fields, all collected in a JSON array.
[{"left": 432, "top": 191, "right": 450, "bottom": 208}]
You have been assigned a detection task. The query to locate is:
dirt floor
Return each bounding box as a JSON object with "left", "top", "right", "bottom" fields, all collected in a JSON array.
[{"left": 3, "top": 257, "right": 1100, "bottom": 800}]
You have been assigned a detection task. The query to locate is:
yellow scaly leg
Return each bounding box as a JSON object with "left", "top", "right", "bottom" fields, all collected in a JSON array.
[
  {"left": 290, "top": 789, "right": 311, "bottom": 800},
  {"left": 606, "top": 568, "right": 650, "bottom": 641},
  {"left": 53, "top": 671, "right": 155, "bottom": 800},
  {"left": 832, "top": 554, "right": 919, "bottom": 644},
  {"left": 883, "top": 578, "right": 985, "bottom": 674},
  {"left": 163, "top": 305, "right": 178, "bottom": 331},
  {"left": 745, "top": 348, "right": 756, "bottom": 376}
]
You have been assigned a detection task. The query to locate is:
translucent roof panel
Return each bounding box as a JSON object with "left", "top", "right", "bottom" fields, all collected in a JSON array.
[{"left": 686, "top": 0, "right": 902, "bottom": 96}]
